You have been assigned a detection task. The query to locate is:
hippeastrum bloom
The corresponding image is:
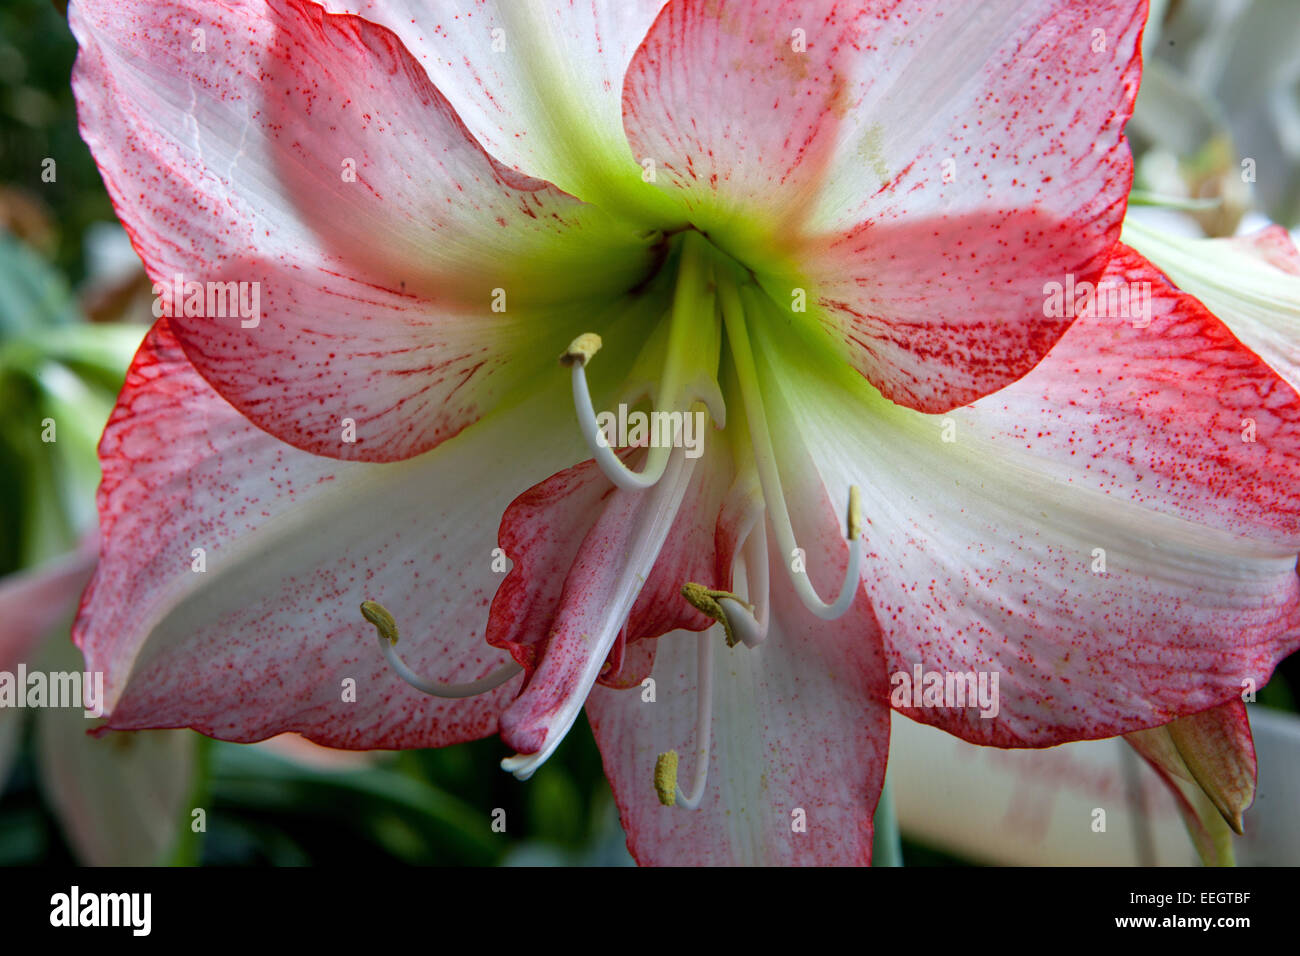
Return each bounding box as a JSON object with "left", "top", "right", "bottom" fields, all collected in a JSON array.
[{"left": 70, "top": 0, "right": 1300, "bottom": 864}]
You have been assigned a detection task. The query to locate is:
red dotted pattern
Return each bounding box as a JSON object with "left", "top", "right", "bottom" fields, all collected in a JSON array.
[
  {"left": 764, "top": 246, "right": 1300, "bottom": 749},
  {"left": 586, "top": 446, "right": 890, "bottom": 865},
  {"left": 623, "top": 0, "right": 859, "bottom": 237},
  {"left": 624, "top": 0, "right": 1145, "bottom": 412},
  {"left": 71, "top": 319, "right": 593, "bottom": 748},
  {"left": 488, "top": 444, "right": 734, "bottom": 756},
  {"left": 71, "top": 0, "right": 646, "bottom": 464}
]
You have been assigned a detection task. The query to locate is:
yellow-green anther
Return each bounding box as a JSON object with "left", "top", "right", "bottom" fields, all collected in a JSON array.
[
  {"left": 360, "top": 600, "right": 399, "bottom": 645},
  {"left": 681, "top": 581, "right": 755, "bottom": 648},
  {"left": 847, "top": 485, "right": 864, "bottom": 540},
  {"left": 560, "top": 332, "right": 602, "bottom": 367},
  {"left": 655, "top": 750, "right": 679, "bottom": 806}
]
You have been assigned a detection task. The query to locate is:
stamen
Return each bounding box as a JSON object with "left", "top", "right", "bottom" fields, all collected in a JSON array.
[
  {"left": 563, "top": 332, "right": 674, "bottom": 491},
  {"left": 654, "top": 631, "right": 713, "bottom": 810},
  {"left": 717, "top": 598, "right": 764, "bottom": 648},
  {"left": 680, "top": 582, "right": 755, "bottom": 648},
  {"left": 717, "top": 280, "right": 863, "bottom": 621},
  {"left": 728, "top": 509, "right": 770, "bottom": 648},
  {"left": 654, "top": 751, "right": 679, "bottom": 806},
  {"left": 562, "top": 230, "right": 726, "bottom": 492},
  {"left": 848, "top": 485, "right": 865, "bottom": 540},
  {"left": 360, "top": 601, "right": 521, "bottom": 699},
  {"left": 559, "top": 332, "right": 602, "bottom": 367}
]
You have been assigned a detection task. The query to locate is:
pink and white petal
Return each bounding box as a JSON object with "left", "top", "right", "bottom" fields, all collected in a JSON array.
[
  {"left": 889, "top": 716, "right": 1202, "bottom": 865},
  {"left": 586, "top": 551, "right": 888, "bottom": 866},
  {"left": 34, "top": 633, "right": 197, "bottom": 866},
  {"left": 1123, "top": 218, "right": 1300, "bottom": 395},
  {"left": 318, "top": 0, "right": 671, "bottom": 215},
  {"left": 488, "top": 442, "right": 733, "bottom": 677},
  {"left": 0, "top": 539, "right": 98, "bottom": 674},
  {"left": 807, "top": 0, "right": 1147, "bottom": 412},
  {"left": 963, "top": 245, "right": 1300, "bottom": 544},
  {"left": 808, "top": 1, "right": 1145, "bottom": 234},
  {"left": 71, "top": 0, "right": 652, "bottom": 462},
  {"left": 755, "top": 244, "right": 1300, "bottom": 748},
  {"left": 624, "top": 0, "right": 1145, "bottom": 412},
  {"left": 622, "top": 0, "right": 859, "bottom": 255},
  {"left": 494, "top": 437, "right": 735, "bottom": 775},
  {"left": 38, "top": 721, "right": 196, "bottom": 867},
  {"left": 1227, "top": 226, "right": 1300, "bottom": 275},
  {"left": 807, "top": 204, "right": 1120, "bottom": 413},
  {"left": 74, "top": 319, "right": 594, "bottom": 749},
  {"left": 587, "top": 429, "right": 889, "bottom": 866},
  {"left": 0, "top": 542, "right": 97, "bottom": 790}
]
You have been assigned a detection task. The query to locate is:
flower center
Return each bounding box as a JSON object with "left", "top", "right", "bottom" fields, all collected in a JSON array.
[
  {"left": 358, "top": 230, "right": 863, "bottom": 806},
  {"left": 566, "top": 231, "right": 865, "bottom": 810},
  {"left": 566, "top": 229, "right": 863, "bottom": 628}
]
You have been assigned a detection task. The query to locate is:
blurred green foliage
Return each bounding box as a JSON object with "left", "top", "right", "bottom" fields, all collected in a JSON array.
[{"left": 0, "top": 0, "right": 114, "bottom": 281}]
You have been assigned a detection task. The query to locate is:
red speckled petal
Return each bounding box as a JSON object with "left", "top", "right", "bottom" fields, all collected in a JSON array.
[
  {"left": 70, "top": 0, "right": 652, "bottom": 462},
  {"left": 73, "top": 319, "right": 592, "bottom": 749},
  {"left": 585, "top": 467, "right": 889, "bottom": 866},
  {"left": 318, "top": 0, "right": 669, "bottom": 208},
  {"left": 623, "top": 0, "right": 1145, "bottom": 412},
  {"left": 1124, "top": 220, "right": 1300, "bottom": 396},
  {"left": 622, "top": 0, "right": 860, "bottom": 249},
  {"left": 491, "top": 440, "right": 734, "bottom": 771},
  {"left": 807, "top": 0, "right": 1145, "bottom": 412},
  {"left": 487, "top": 446, "right": 734, "bottom": 678},
  {"left": 757, "top": 243, "right": 1300, "bottom": 749}
]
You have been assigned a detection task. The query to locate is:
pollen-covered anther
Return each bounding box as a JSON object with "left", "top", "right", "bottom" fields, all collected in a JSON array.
[
  {"left": 847, "top": 485, "right": 864, "bottom": 540},
  {"left": 560, "top": 331, "right": 602, "bottom": 367},
  {"left": 654, "top": 751, "right": 679, "bottom": 806},
  {"left": 360, "top": 600, "right": 399, "bottom": 644},
  {"left": 565, "top": 328, "right": 679, "bottom": 491},
  {"left": 359, "top": 600, "right": 521, "bottom": 699},
  {"left": 680, "top": 581, "right": 757, "bottom": 648}
]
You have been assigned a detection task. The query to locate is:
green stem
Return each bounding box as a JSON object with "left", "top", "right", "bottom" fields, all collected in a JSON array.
[
  {"left": 872, "top": 752, "right": 903, "bottom": 866},
  {"left": 166, "top": 734, "right": 212, "bottom": 866}
]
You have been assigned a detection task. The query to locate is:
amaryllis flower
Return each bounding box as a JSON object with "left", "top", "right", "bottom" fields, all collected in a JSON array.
[{"left": 69, "top": 0, "right": 1300, "bottom": 865}]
